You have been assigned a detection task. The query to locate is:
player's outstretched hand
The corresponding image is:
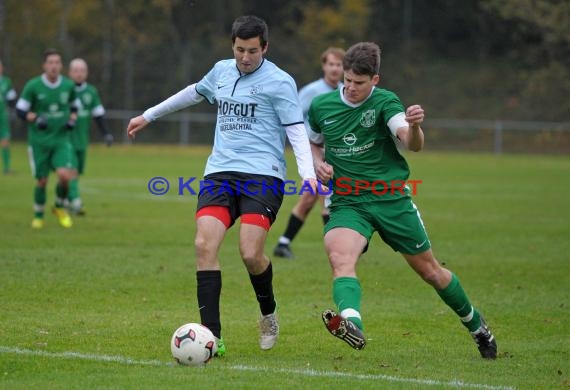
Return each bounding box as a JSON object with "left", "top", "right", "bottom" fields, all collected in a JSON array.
[
  {"left": 127, "top": 115, "right": 149, "bottom": 140},
  {"left": 305, "top": 177, "right": 329, "bottom": 195},
  {"left": 104, "top": 133, "right": 114, "bottom": 147},
  {"left": 405, "top": 105, "right": 425, "bottom": 126}
]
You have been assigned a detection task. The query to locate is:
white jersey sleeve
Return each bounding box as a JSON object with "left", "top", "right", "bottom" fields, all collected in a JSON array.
[
  {"left": 143, "top": 83, "right": 204, "bottom": 122},
  {"left": 285, "top": 123, "right": 316, "bottom": 179}
]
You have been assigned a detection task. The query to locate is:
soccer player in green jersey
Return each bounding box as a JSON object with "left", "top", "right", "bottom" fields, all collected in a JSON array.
[
  {"left": 16, "top": 49, "right": 79, "bottom": 229},
  {"left": 67, "top": 58, "right": 113, "bottom": 215},
  {"left": 309, "top": 42, "right": 497, "bottom": 359},
  {"left": 0, "top": 59, "right": 17, "bottom": 175}
]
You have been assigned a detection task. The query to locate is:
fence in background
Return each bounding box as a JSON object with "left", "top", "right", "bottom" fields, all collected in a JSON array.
[{"left": 9, "top": 109, "right": 570, "bottom": 154}]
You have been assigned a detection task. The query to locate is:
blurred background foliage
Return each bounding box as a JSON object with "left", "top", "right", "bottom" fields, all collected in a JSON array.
[{"left": 1, "top": 0, "right": 568, "bottom": 121}]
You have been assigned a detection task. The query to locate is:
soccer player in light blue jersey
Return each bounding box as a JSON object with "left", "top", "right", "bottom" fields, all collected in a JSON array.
[
  {"left": 127, "top": 15, "right": 320, "bottom": 356},
  {"left": 273, "top": 47, "right": 344, "bottom": 259}
]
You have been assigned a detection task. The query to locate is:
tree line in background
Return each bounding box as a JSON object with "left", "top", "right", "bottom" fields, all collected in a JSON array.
[{"left": 1, "top": 0, "right": 568, "bottom": 121}]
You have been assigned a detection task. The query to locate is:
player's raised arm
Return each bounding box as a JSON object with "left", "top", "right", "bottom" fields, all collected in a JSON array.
[
  {"left": 395, "top": 104, "right": 425, "bottom": 152},
  {"left": 285, "top": 123, "right": 324, "bottom": 193},
  {"left": 126, "top": 83, "right": 204, "bottom": 140}
]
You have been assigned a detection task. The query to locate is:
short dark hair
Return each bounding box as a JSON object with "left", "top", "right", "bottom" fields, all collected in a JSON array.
[
  {"left": 343, "top": 42, "right": 381, "bottom": 77},
  {"left": 321, "top": 47, "right": 345, "bottom": 64},
  {"left": 43, "top": 48, "right": 62, "bottom": 63},
  {"left": 231, "top": 15, "right": 269, "bottom": 49}
]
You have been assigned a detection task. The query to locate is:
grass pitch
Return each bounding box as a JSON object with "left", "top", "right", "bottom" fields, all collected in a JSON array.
[{"left": 1, "top": 142, "right": 569, "bottom": 389}]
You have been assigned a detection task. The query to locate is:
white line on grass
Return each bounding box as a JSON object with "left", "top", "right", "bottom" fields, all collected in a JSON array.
[
  {"left": 230, "top": 365, "right": 515, "bottom": 389},
  {"left": 0, "top": 346, "right": 514, "bottom": 390},
  {"left": 0, "top": 346, "right": 165, "bottom": 367}
]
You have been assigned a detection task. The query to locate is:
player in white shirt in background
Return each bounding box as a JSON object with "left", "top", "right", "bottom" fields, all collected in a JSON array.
[{"left": 273, "top": 47, "right": 345, "bottom": 259}]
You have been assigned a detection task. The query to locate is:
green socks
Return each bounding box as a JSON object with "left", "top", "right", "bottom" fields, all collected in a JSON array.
[
  {"left": 55, "top": 182, "right": 68, "bottom": 207},
  {"left": 333, "top": 276, "right": 363, "bottom": 330},
  {"left": 331, "top": 274, "right": 482, "bottom": 333},
  {"left": 436, "top": 273, "right": 481, "bottom": 332},
  {"left": 68, "top": 178, "right": 79, "bottom": 202},
  {"left": 34, "top": 186, "right": 46, "bottom": 218}
]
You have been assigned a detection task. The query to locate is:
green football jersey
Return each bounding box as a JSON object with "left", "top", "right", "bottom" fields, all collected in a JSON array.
[
  {"left": 0, "top": 76, "right": 15, "bottom": 120},
  {"left": 18, "top": 75, "right": 77, "bottom": 146},
  {"left": 70, "top": 82, "right": 104, "bottom": 150},
  {"left": 309, "top": 87, "right": 410, "bottom": 204}
]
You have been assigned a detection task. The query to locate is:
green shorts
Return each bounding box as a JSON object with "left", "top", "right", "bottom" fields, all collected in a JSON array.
[
  {"left": 28, "top": 142, "right": 77, "bottom": 179},
  {"left": 74, "top": 149, "right": 87, "bottom": 175},
  {"left": 324, "top": 197, "right": 431, "bottom": 255}
]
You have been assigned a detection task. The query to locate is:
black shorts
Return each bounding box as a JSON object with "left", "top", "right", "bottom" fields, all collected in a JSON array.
[{"left": 197, "top": 171, "right": 284, "bottom": 227}]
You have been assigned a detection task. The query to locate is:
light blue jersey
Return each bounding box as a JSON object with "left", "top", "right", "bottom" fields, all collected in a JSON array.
[
  {"left": 196, "top": 58, "right": 303, "bottom": 181},
  {"left": 299, "top": 78, "right": 339, "bottom": 132}
]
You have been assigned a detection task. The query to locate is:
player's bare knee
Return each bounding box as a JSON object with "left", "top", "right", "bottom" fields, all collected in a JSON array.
[
  {"left": 57, "top": 169, "right": 75, "bottom": 183},
  {"left": 239, "top": 245, "right": 262, "bottom": 265},
  {"left": 240, "top": 252, "right": 267, "bottom": 274},
  {"left": 302, "top": 193, "right": 319, "bottom": 207},
  {"left": 419, "top": 269, "right": 441, "bottom": 286},
  {"left": 417, "top": 263, "right": 449, "bottom": 288},
  {"left": 194, "top": 235, "right": 216, "bottom": 259},
  {"left": 328, "top": 251, "right": 356, "bottom": 276}
]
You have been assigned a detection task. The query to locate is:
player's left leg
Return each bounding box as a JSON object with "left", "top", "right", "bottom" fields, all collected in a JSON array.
[
  {"left": 68, "top": 149, "right": 86, "bottom": 215},
  {"left": 52, "top": 167, "right": 76, "bottom": 228},
  {"left": 403, "top": 250, "right": 497, "bottom": 359},
  {"left": 240, "top": 220, "right": 279, "bottom": 350},
  {"left": 1, "top": 137, "right": 11, "bottom": 175},
  {"left": 240, "top": 175, "right": 283, "bottom": 350},
  {"left": 377, "top": 195, "right": 497, "bottom": 358},
  {"left": 0, "top": 117, "right": 11, "bottom": 174},
  {"left": 32, "top": 177, "right": 48, "bottom": 229},
  {"left": 51, "top": 142, "right": 77, "bottom": 228}
]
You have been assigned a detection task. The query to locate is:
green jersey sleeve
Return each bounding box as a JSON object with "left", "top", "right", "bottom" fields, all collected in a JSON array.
[{"left": 381, "top": 90, "right": 405, "bottom": 125}]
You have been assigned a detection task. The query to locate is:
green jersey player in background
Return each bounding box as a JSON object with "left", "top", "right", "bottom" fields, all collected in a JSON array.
[
  {"left": 273, "top": 47, "right": 345, "bottom": 259},
  {"left": 16, "top": 49, "right": 79, "bottom": 229},
  {"left": 67, "top": 58, "right": 114, "bottom": 215},
  {"left": 0, "top": 59, "right": 18, "bottom": 175},
  {"left": 309, "top": 42, "right": 497, "bottom": 359}
]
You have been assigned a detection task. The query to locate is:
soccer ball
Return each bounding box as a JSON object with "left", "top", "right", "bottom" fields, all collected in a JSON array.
[{"left": 170, "top": 323, "right": 217, "bottom": 366}]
